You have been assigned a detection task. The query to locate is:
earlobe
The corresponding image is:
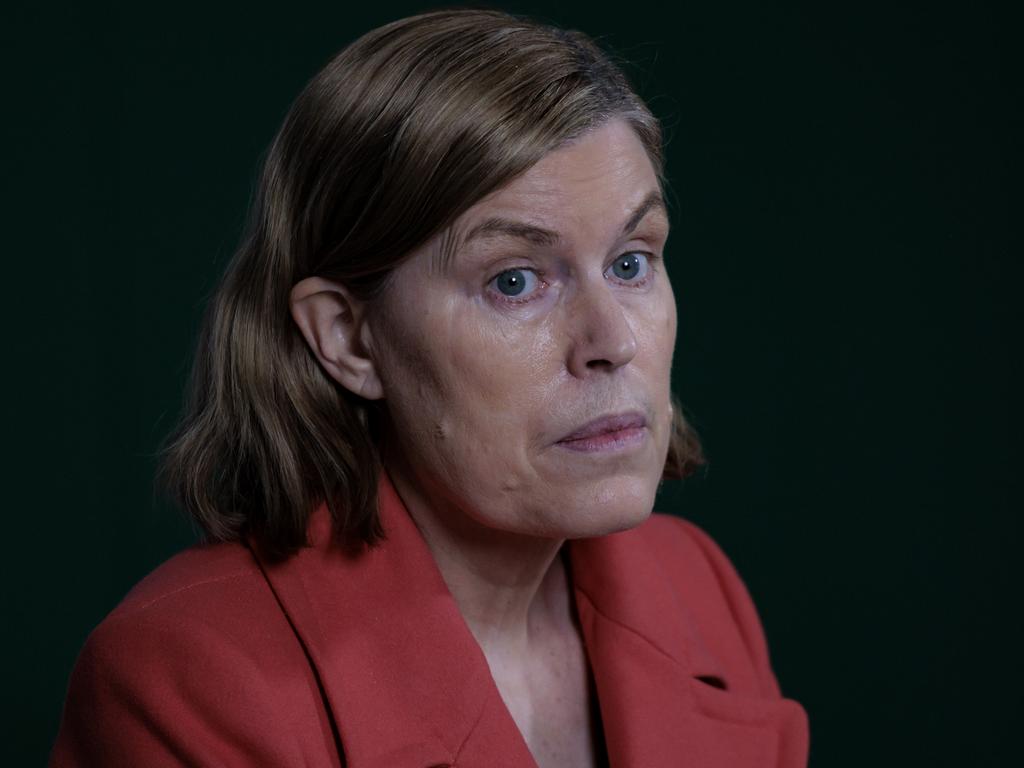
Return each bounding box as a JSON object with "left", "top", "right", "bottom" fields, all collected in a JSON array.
[{"left": 289, "top": 277, "right": 385, "bottom": 400}]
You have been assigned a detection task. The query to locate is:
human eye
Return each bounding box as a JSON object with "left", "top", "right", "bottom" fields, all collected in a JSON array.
[
  {"left": 487, "top": 267, "right": 544, "bottom": 302},
  {"left": 605, "top": 251, "right": 654, "bottom": 285}
]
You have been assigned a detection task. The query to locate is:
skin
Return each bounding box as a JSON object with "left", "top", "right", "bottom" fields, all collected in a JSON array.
[{"left": 290, "top": 118, "right": 677, "bottom": 768}]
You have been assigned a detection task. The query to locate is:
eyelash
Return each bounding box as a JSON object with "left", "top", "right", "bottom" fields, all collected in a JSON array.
[{"left": 486, "top": 251, "right": 659, "bottom": 305}]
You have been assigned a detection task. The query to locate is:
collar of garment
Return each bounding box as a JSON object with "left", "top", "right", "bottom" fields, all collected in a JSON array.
[{"left": 248, "top": 470, "right": 807, "bottom": 768}]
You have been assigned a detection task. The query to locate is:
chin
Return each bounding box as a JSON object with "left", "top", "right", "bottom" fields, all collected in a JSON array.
[{"left": 557, "top": 474, "right": 659, "bottom": 539}]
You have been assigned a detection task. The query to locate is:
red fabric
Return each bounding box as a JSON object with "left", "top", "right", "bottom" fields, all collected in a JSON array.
[{"left": 51, "top": 471, "right": 808, "bottom": 767}]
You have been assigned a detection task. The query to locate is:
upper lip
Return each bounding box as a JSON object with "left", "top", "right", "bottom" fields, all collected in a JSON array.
[{"left": 557, "top": 411, "right": 647, "bottom": 442}]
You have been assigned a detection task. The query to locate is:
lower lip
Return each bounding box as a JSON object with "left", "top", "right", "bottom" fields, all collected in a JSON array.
[{"left": 555, "top": 426, "right": 647, "bottom": 453}]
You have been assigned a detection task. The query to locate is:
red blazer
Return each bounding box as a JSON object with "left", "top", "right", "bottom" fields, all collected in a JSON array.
[{"left": 51, "top": 472, "right": 808, "bottom": 767}]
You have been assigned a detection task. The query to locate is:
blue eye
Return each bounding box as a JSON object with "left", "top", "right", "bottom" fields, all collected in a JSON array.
[
  {"left": 491, "top": 268, "right": 540, "bottom": 298},
  {"left": 607, "top": 252, "right": 650, "bottom": 282}
]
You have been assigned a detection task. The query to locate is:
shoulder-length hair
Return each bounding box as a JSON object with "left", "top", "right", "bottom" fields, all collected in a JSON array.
[{"left": 159, "top": 8, "right": 704, "bottom": 560}]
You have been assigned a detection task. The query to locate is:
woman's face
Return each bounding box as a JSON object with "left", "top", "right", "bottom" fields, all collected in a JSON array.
[{"left": 370, "top": 118, "right": 677, "bottom": 539}]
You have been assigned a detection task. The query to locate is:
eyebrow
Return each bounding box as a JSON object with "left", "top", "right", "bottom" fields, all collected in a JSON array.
[
  {"left": 620, "top": 190, "right": 668, "bottom": 237},
  {"left": 463, "top": 218, "right": 560, "bottom": 247},
  {"left": 461, "top": 190, "right": 667, "bottom": 249}
]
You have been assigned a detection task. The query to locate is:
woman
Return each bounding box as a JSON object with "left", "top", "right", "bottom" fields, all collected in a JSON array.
[{"left": 51, "top": 9, "right": 808, "bottom": 767}]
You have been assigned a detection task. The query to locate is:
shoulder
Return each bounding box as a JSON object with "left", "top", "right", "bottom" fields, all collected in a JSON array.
[
  {"left": 107, "top": 539, "right": 265, "bottom": 622},
  {"left": 633, "top": 513, "right": 783, "bottom": 697},
  {"left": 635, "top": 513, "right": 756, "bottom": 607},
  {"left": 632, "top": 512, "right": 747, "bottom": 594},
  {"left": 51, "top": 542, "right": 334, "bottom": 767},
  {"left": 79, "top": 541, "right": 291, "bottom": 673},
  {"left": 83, "top": 541, "right": 285, "bottom": 667}
]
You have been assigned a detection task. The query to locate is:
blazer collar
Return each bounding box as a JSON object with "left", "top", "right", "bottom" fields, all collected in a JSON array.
[{"left": 250, "top": 471, "right": 807, "bottom": 768}]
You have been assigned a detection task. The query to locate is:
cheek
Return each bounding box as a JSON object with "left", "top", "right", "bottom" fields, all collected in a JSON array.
[
  {"left": 454, "top": 325, "right": 560, "bottom": 412},
  {"left": 657, "top": 276, "right": 679, "bottom": 350},
  {"left": 377, "top": 297, "right": 545, "bottom": 475},
  {"left": 632, "top": 284, "right": 677, "bottom": 441},
  {"left": 635, "top": 282, "right": 677, "bottom": 377},
  {"left": 440, "top": 318, "right": 561, "bottom": 479},
  {"left": 378, "top": 337, "right": 448, "bottom": 449}
]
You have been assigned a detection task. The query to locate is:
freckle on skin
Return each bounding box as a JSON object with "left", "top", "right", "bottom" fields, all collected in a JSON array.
[{"left": 433, "top": 422, "right": 448, "bottom": 440}]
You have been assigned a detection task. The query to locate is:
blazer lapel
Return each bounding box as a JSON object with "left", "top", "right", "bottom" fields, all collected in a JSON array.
[
  {"left": 249, "top": 472, "right": 537, "bottom": 768},
  {"left": 569, "top": 531, "right": 808, "bottom": 768}
]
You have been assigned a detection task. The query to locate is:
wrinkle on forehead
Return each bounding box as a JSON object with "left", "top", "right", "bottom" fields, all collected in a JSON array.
[{"left": 429, "top": 120, "right": 663, "bottom": 273}]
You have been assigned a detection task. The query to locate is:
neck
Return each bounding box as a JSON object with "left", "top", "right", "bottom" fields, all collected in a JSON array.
[{"left": 385, "top": 462, "right": 574, "bottom": 661}]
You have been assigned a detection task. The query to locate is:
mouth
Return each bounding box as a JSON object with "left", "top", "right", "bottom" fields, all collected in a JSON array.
[{"left": 555, "top": 411, "right": 648, "bottom": 453}]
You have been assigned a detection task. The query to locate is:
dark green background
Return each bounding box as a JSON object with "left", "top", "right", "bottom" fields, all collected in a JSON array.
[{"left": 8, "top": 1, "right": 1020, "bottom": 764}]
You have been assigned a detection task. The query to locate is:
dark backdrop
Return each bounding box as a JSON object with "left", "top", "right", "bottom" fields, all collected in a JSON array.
[{"left": 8, "top": 1, "right": 1020, "bottom": 765}]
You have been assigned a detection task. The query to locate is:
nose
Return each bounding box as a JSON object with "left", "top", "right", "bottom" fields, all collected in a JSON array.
[{"left": 566, "top": 278, "right": 639, "bottom": 378}]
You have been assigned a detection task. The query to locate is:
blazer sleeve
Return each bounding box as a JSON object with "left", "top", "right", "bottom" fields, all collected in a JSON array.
[
  {"left": 675, "top": 517, "right": 784, "bottom": 699},
  {"left": 49, "top": 604, "right": 331, "bottom": 768}
]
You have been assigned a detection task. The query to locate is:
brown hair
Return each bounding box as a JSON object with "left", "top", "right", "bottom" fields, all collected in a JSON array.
[{"left": 158, "top": 8, "right": 704, "bottom": 560}]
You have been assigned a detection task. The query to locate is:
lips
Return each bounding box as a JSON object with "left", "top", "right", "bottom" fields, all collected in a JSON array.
[{"left": 556, "top": 411, "right": 647, "bottom": 444}]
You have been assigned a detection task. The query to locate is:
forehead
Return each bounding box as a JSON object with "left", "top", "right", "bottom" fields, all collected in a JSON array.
[{"left": 442, "top": 120, "right": 665, "bottom": 258}]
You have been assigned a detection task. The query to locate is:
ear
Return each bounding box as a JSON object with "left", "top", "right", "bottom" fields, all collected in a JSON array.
[{"left": 289, "top": 276, "right": 384, "bottom": 400}]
